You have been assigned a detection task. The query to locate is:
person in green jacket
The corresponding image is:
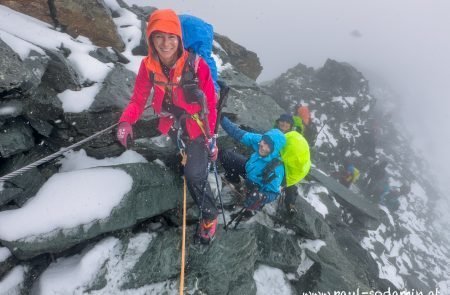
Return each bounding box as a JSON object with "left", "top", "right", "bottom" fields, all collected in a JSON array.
[{"left": 275, "top": 114, "right": 311, "bottom": 213}]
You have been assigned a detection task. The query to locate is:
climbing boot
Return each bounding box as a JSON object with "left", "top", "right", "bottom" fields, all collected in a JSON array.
[{"left": 198, "top": 217, "right": 218, "bottom": 244}]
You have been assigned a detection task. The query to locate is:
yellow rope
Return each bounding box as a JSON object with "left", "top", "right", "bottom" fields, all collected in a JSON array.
[
  {"left": 191, "top": 113, "right": 207, "bottom": 137},
  {"left": 179, "top": 174, "right": 187, "bottom": 294}
]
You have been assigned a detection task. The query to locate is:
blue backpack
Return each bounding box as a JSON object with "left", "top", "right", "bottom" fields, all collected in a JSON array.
[{"left": 179, "top": 14, "right": 219, "bottom": 91}]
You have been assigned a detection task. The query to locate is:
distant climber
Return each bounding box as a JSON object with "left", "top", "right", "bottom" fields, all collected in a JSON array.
[
  {"left": 363, "top": 160, "right": 388, "bottom": 198},
  {"left": 380, "top": 183, "right": 411, "bottom": 212},
  {"left": 333, "top": 162, "right": 360, "bottom": 188},
  {"left": 219, "top": 116, "right": 286, "bottom": 216},
  {"left": 293, "top": 104, "right": 317, "bottom": 146},
  {"left": 274, "top": 113, "right": 311, "bottom": 214}
]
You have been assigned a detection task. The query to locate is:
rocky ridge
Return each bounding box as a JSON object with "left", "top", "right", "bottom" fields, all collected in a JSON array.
[{"left": 0, "top": 1, "right": 449, "bottom": 294}]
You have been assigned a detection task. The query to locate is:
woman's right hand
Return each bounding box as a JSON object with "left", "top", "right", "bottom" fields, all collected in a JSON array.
[{"left": 117, "top": 122, "right": 133, "bottom": 148}]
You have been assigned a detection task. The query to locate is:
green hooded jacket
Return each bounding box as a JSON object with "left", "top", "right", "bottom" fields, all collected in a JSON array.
[{"left": 281, "top": 130, "right": 311, "bottom": 186}]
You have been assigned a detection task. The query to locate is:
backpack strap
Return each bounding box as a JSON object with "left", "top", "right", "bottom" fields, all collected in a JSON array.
[
  {"left": 260, "top": 158, "right": 283, "bottom": 185},
  {"left": 181, "top": 50, "right": 199, "bottom": 85}
]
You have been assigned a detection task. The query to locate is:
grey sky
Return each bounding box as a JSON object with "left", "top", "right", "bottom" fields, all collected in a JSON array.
[{"left": 127, "top": 0, "right": 450, "bottom": 195}]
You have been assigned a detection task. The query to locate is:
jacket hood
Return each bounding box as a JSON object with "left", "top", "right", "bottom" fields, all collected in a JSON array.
[
  {"left": 146, "top": 9, "right": 183, "bottom": 58},
  {"left": 263, "top": 128, "right": 286, "bottom": 160}
]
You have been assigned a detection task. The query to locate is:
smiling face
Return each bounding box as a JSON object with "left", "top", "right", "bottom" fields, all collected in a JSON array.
[
  {"left": 151, "top": 31, "right": 180, "bottom": 66},
  {"left": 258, "top": 139, "right": 272, "bottom": 157}
]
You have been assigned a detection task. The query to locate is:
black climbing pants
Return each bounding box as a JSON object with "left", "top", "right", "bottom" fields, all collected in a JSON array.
[
  {"left": 181, "top": 136, "right": 218, "bottom": 221},
  {"left": 218, "top": 149, "right": 247, "bottom": 184}
]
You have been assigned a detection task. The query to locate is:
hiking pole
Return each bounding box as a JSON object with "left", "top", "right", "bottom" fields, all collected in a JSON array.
[
  {"left": 212, "top": 80, "right": 231, "bottom": 230},
  {"left": 196, "top": 81, "right": 230, "bottom": 231},
  {"left": 226, "top": 206, "right": 246, "bottom": 229}
]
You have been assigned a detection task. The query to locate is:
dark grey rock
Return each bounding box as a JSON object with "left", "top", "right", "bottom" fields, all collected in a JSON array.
[
  {"left": 283, "top": 196, "right": 331, "bottom": 239},
  {"left": 219, "top": 68, "right": 259, "bottom": 90},
  {"left": 89, "top": 64, "right": 136, "bottom": 112},
  {"left": 0, "top": 187, "right": 23, "bottom": 206},
  {"left": 24, "top": 83, "right": 64, "bottom": 122},
  {"left": 220, "top": 87, "right": 284, "bottom": 135},
  {"left": 214, "top": 33, "right": 262, "bottom": 80},
  {"left": 22, "top": 50, "right": 49, "bottom": 91},
  {"left": 0, "top": 162, "right": 183, "bottom": 259},
  {"left": 315, "top": 59, "right": 369, "bottom": 95},
  {"left": 0, "top": 119, "right": 35, "bottom": 158},
  {"left": 89, "top": 48, "right": 119, "bottom": 64},
  {"left": 131, "top": 19, "right": 149, "bottom": 56},
  {"left": 27, "top": 117, "right": 53, "bottom": 137},
  {"left": 121, "top": 226, "right": 258, "bottom": 294},
  {"left": 254, "top": 223, "right": 303, "bottom": 272},
  {"left": 121, "top": 228, "right": 180, "bottom": 288},
  {"left": 41, "top": 49, "right": 81, "bottom": 93},
  {"left": 0, "top": 39, "right": 38, "bottom": 97},
  {"left": 0, "top": 147, "right": 49, "bottom": 206},
  {"left": 185, "top": 227, "right": 258, "bottom": 295},
  {"left": 0, "top": 248, "right": 16, "bottom": 280},
  {"left": 4, "top": 168, "right": 45, "bottom": 207}
]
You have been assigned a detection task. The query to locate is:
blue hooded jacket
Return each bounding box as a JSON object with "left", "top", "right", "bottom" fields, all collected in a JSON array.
[
  {"left": 221, "top": 117, "right": 286, "bottom": 203},
  {"left": 179, "top": 14, "right": 219, "bottom": 91}
]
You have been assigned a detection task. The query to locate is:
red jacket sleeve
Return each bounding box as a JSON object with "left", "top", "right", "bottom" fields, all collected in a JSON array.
[
  {"left": 196, "top": 58, "right": 217, "bottom": 135},
  {"left": 119, "top": 60, "right": 152, "bottom": 124}
]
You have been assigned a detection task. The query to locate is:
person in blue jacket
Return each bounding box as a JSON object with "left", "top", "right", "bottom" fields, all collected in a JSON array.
[{"left": 219, "top": 116, "right": 286, "bottom": 210}]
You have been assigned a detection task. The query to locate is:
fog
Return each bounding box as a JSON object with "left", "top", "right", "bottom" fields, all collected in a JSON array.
[{"left": 127, "top": 0, "right": 450, "bottom": 197}]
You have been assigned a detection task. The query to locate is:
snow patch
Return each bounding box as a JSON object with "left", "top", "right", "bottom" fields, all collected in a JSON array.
[
  {"left": 254, "top": 264, "right": 293, "bottom": 295},
  {"left": 57, "top": 83, "right": 101, "bottom": 113},
  {"left": 0, "top": 30, "right": 45, "bottom": 60},
  {"left": 58, "top": 149, "right": 147, "bottom": 172},
  {"left": 36, "top": 238, "right": 119, "bottom": 294},
  {"left": 303, "top": 186, "right": 329, "bottom": 217},
  {"left": 0, "top": 168, "right": 133, "bottom": 241},
  {"left": 0, "top": 106, "right": 17, "bottom": 116},
  {"left": 0, "top": 266, "right": 27, "bottom": 294},
  {"left": 0, "top": 247, "right": 12, "bottom": 263},
  {"left": 104, "top": 0, "right": 143, "bottom": 73},
  {"left": 300, "top": 239, "right": 326, "bottom": 253},
  {"left": 0, "top": 5, "right": 112, "bottom": 83}
]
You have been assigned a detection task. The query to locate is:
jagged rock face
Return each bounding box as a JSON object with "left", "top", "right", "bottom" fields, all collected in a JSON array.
[
  {"left": 40, "top": 49, "right": 81, "bottom": 93},
  {"left": 0, "top": 0, "right": 125, "bottom": 50},
  {"left": 54, "top": 0, "right": 125, "bottom": 50},
  {"left": 89, "top": 64, "right": 136, "bottom": 113},
  {"left": 0, "top": 1, "right": 52, "bottom": 24},
  {"left": 214, "top": 33, "right": 263, "bottom": 80},
  {"left": 0, "top": 119, "right": 35, "bottom": 158},
  {"left": 263, "top": 59, "right": 375, "bottom": 173},
  {"left": 1, "top": 3, "right": 448, "bottom": 294},
  {"left": 0, "top": 40, "right": 47, "bottom": 97}
]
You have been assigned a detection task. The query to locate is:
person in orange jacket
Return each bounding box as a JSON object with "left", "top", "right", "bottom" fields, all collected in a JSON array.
[
  {"left": 116, "top": 9, "right": 218, "bottom": 244},
  {"left": 294, "top": 104, "right": 317, "bottom": 146}
]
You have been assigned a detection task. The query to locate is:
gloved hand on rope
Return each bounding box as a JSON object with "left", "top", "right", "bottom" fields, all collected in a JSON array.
[
  {"left": 117, "top": 122, "right": 133, "bottom": 148},
  {"left": 244, "top": 183, "right": 267, "bottom": 211},
  {"left": 207, "top": 137, "right": 218, "bottom": 161}
]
